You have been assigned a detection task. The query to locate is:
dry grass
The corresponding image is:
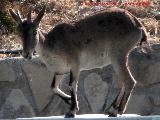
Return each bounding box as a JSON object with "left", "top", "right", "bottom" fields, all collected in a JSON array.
[{"left": 0, "top": 0, "right": 160, "bottom": 58}]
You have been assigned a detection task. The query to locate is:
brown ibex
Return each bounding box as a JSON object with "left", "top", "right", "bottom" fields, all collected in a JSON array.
[{"left": 9, "top": 6, "right": 149, "bottom": 117}]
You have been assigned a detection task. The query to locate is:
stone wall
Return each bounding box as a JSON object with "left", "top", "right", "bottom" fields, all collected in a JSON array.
[{"left": 0, "top": 44, "right": 160, "bottom": 118}]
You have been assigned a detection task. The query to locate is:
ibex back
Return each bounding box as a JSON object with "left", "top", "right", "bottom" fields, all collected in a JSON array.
[{"left": 9, "top": 7, "right": 149, "bottom": 117}]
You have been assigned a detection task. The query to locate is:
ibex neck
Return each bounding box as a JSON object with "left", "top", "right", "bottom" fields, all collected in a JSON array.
[{"left": 35, "top": 29, "right": 45, "bottom": 54}]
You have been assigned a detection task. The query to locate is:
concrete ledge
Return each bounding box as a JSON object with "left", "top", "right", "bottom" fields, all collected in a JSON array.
[{"left": 18, "top": 114, "right": 160, "bottom": 120}]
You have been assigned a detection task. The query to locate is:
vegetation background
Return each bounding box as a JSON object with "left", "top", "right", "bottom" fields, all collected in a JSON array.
[{"left": 0, "top": 0, "right": 159, "bottom": 58}]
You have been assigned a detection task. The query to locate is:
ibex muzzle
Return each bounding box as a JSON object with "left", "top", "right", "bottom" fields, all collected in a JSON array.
[{"left": 9, "top": 6, "right": 150, "bottom": 118}]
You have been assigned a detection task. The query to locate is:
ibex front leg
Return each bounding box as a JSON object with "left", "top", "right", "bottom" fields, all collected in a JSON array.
[
  {"left": 51, "top": 73, "right": 71, "bottom": 104},
  {"left": 65, "top": 68, "right": 80, "bottom": 118}
]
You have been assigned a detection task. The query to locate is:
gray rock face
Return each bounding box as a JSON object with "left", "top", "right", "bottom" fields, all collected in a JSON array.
[
  {"left": 21, "top": 58, "right": 53, "bottom": 112},
  {"left": 0, "top": 61, "right": 15, "bottom": 82},
  {"left": 0, "top": 44, "right": 160, "bottom": 118},
  {"left": 0, "top": 89, "right": 35, "bottom": 118},
  {"left": 84, "top": 73, "right": 108, "bottom": 113}
]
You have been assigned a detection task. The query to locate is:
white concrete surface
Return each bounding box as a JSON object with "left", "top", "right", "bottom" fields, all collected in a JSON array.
[{"left": 17, "top": 114, "right": 160, "bottom": 120}]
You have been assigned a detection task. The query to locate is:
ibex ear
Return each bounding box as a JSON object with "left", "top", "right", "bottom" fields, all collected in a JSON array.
[
  {"left": 38, "top": 31, "right": 45, "bottom": 45},
  {"left": 33, "top": 6, "right": 46, "bottom": 27},
  {"left": 9, "top": 9, "right": 22, "bottom": 25}
]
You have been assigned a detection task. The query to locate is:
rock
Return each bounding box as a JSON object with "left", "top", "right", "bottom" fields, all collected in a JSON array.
[
  {"left": 148, "top": 85, "right": 160, "bottom": 106},
  {"left": 0, "top": 89, "right": 35, "bottom": 118},
  {"left": 128, "top": 44, "right": 160, "bottom": 86},
  {"left": 125, "top": 86, "right": 153, "bottom": 115},
  {"left": 0, "top": 61, "right": 15, "bottom": 82},
  {"left": 84, "top": 73, "right": 108, "bottom": 113},
  {"left": 21, "top": 57, "right": 53, "bottom": 112}
]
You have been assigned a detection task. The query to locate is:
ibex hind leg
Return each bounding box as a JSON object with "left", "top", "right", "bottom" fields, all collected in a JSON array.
[
  {"left": 105, "top": 85, "right": 125, "bottom": 117},
  {"left": 117, "top": 68, "right": 136, "bottom": 114},
  {"left": 106, "top": 53, "right": 135, "bottom": 117},
  {"left": 117, "top": 29, "right": 141, "bottom": 114},
  {"left": 106, "top": 77, "right": 135, "bottom": 117}
]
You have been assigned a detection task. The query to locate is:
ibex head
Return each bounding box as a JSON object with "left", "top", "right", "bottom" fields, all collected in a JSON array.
[{"left": 9, "top": 6, "right": 46, "bottom": 59}]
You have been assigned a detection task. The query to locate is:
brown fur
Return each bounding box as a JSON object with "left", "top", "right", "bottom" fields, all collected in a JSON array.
[{"left": 10, "top": 7, "right": 149, "bottom": 118}]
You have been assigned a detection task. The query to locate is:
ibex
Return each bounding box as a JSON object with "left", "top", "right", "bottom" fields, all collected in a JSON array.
[{"left": 9, "top": 6, "right": 149, "bottom": 117}]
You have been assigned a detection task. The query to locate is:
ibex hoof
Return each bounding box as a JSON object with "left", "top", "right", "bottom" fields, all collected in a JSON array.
[
  {"left": 109, "top": 113, "right": 117, "bottom": 117},
  {"left": 65, "top": 112, "right": 75, "bottom": 118},
  {"left": 106, "top": 106, "right": 118, "bottom": 117}
]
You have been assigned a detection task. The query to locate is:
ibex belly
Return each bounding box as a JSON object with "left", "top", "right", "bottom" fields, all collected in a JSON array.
[
  {"left": 40, "top": 50, "right": 71, "bottom": 74},
  {"left": 79, "top": 45, "right": 111, "bottom": 70}
]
